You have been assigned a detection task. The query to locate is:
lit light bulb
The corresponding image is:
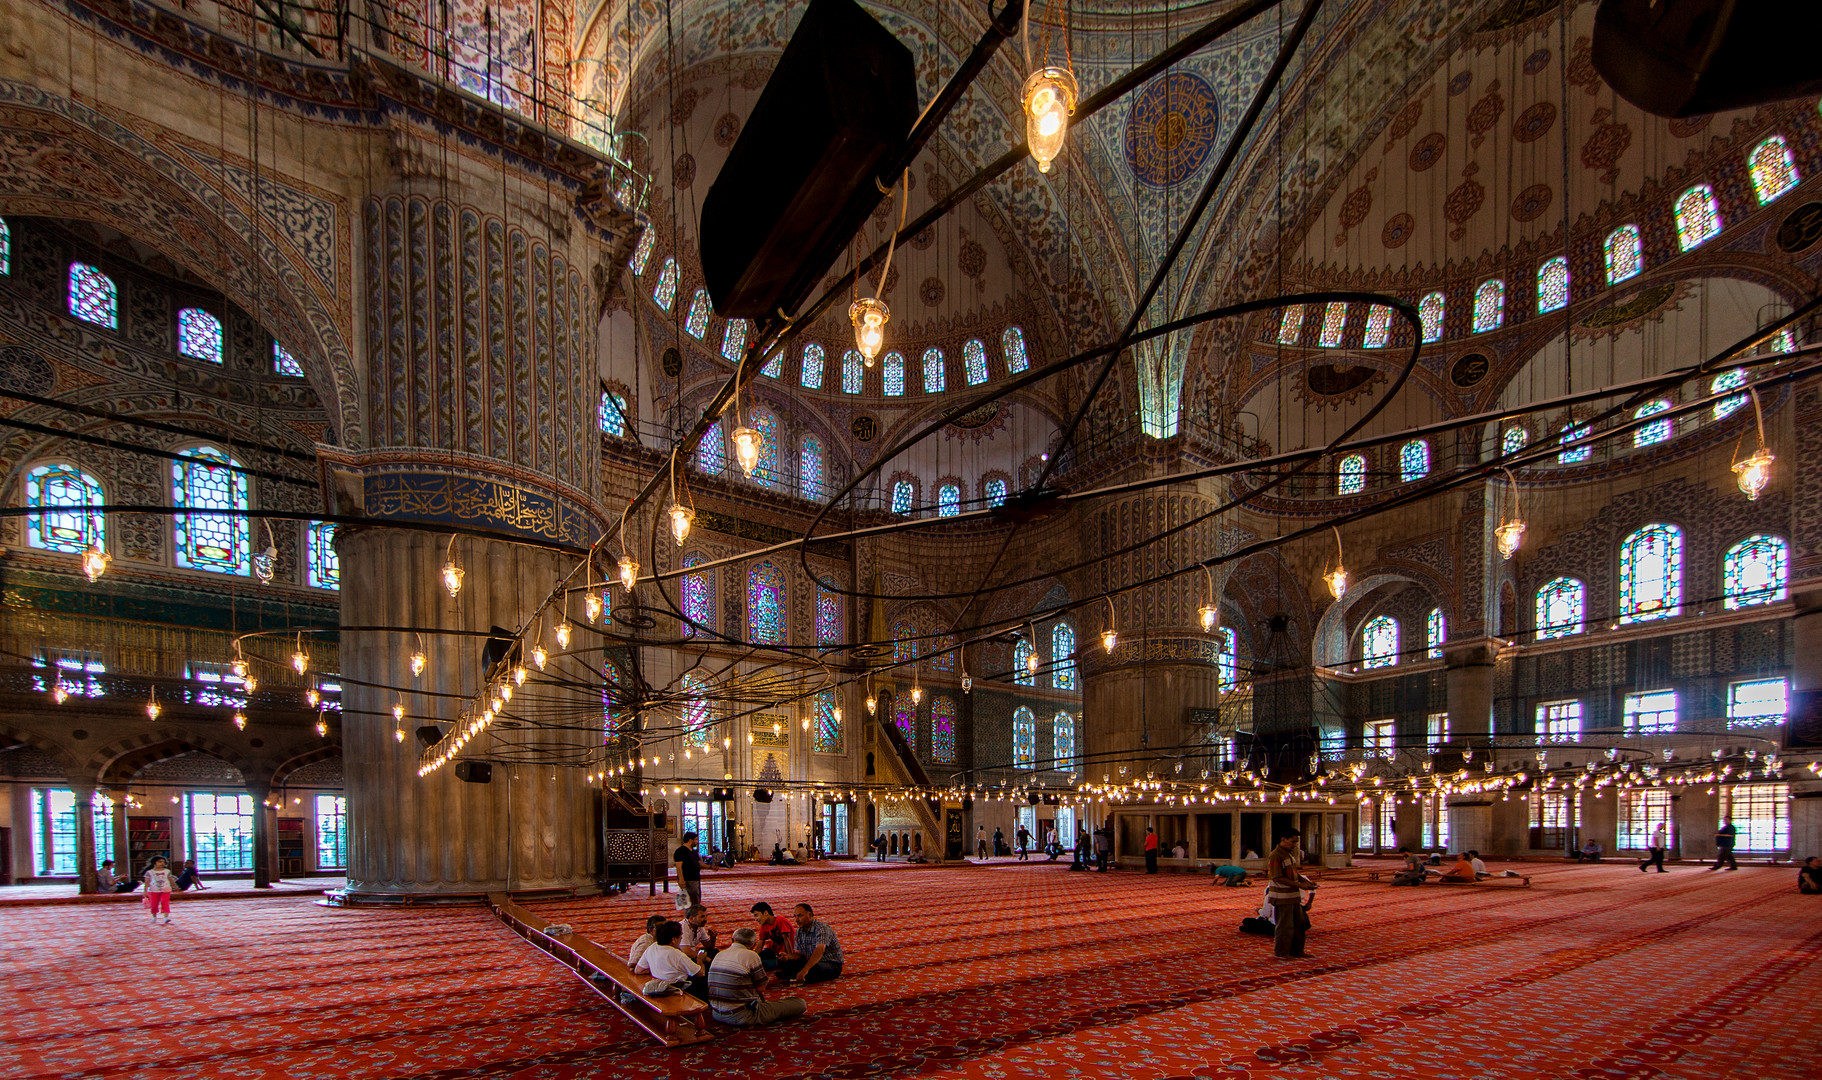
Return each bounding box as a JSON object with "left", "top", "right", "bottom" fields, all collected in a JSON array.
[
  {"left": 82, "top": 542, "right": 110, "bottom": 582},
  {"left": 51, "top": 683, "right": 69, "bottom": 705},
  {"left": 1101, "top": 628, "right": 1118, "bottom": 653},
  {"left": 555, "top": 621, "right": 572, "bottom": 650},
  {"left": 618, "top": 555, "right": 639, "bottom": 591},
  {"left": 1199, "top": 603, "right": 1219, "bottom": 633},
  {"left": 1325, "top": 566, "right": 1348, "bottom": 601},
  {"left": 231, "top": 658, "right": 248, "bottom": 679},
  {"left": 291, "top": 648, "right": 309, "bottom": 675},
  {"left": 395, "top": 727, "right": 405, "bottom": 743},
  {"left": 233, "top": 711, "right": 247, "bottom": 731},
  {"left": 315, "top": 717, "right": 328, "bottom": 737},
  {"left": 306, "top": 688, "right": 321, "bottom": 707},
  {"left": 731, "top": 426, "right": 761, "bottom": 477},
  {"left": 244, "top": 675, "right": 258, "bottom": 692},
  {"left": 392, "top": 702, "right": 405, "bottom": 722},
  {"left": 865, "top": 694, "right": 877, "bottom": 714},
  {"left": 962, "top": 674, "right": 972, "bottom": 694},
  {"left": 500, "top": 682, "right": 512, "bottom": 702},
  {"left": 668, "top": 503, "right": 694, "bottom": 546},
  {"left": 911, "top": 684, "right": 923, "bottom": 705},
  {"left": 1495, "top": 518, "right": 1527, "bottom": 560},
  {"left": 441, "top": 560, "right": 464, "bottom": 597},
  {"left": 1026, "top": 648, "right": 1040, "bottom": 675},
  {"left": 1733, "top": 446, "right": 1774, "bottom": 500},
  {"left": 849, "top": 296, "right": 889, "bottom": 363},
  {"left": 410, "top": 652, "right": 426, "bottom": 678},
  {"left": 514, "top": 665, "right": 526, "bottom": 686},
  {"left": 490, "top": 692, "right": 503, "bottom": 714},
  {"left": 833, "top": 706, "right": 843, "bottom": 724},
  {"left": 585, "top": 592, "right": 602, "bottom": 622},
  {"left": 532, "top": 643, "right": 548, "bottom": 669},
  {"left": 1022, "top": 66, "right": 1079, "bottom": 173},
  {"left": 146, "top": 692, "right": 160, "bottom": 720}
]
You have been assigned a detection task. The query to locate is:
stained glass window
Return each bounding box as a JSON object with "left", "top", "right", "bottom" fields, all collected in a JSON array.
[
  {"left": 1277, "top": 305, "right": 1305, "bottom": 344},
  {"left": 891, "top": 617, "right": 920, "bottom": 663},
  {"left": 723, "top": 319, "right": 750, "bottom": 363},
  {"left": 1003, "top": 326, "right": 1029, "bottom": 373},
  {"left": 696, "top": 419, "right": 725, "bottom": 474},
  {"left": 1723, "top": 534, "right": 1787, "bottom": 609},
  {"left": 1338, "top": 453, "right": 1366, "bottom": 495},
  {"left": 1472, "top": 280, "right": 1505, "bottom": 333},
  {"left": 1012, "top": 706, "right": 1036, "bottom": 768},
  {"left": 0, "top": 217, "right": 9, "bottom": 274},
  {"left": 1053, "top": 711, "right": 1076, "bottom": 770},
  {"left": 306, "top": 521, "right": 340, "bottom": 590},
  {"left": 1418, "top": 292, "right": 1445, "bottom": 343},
  {"left": 752, "top": 410, "right": 781, "bottom": 489},
  {"left": 1052, "top": 622, "right": 1076, "bottom": 690},
  {"left": 842, "top": 349, "right": 864, "bottom": 394},
  {"left": 1634, "top": 399, "right": 1671, "bottom": 446},
  {"left": 930, "top": 633, "right": 956, "bottom": 672},
  {"left": 883, "top": 351, "right": 905, "bottom": 396},
  {"left": 1559, "top": 422, "right": 1591, "bottom": 464},
  {"left": 25, "top": 463, "right": 104, "bottom": 554},
  {"left": 1216, "top": 627, "right": 1237, "bottom": 689},
  {"left": 274, "top": 342, "right": 303, "bottom": 377},
  {"left": 1749, "top": 135, "right": 1798, "bottom": 204},
  {"left": 174, "top": 308, "right": 224, "bottom": 362},
  {"left": 1361, "top": 614, "right": 1398, "bottom": 668},
  {"left": 962, "top": 338, "right": 989, "bottom": 385},
  {"left": 681, "top": 671, "right": 713, "bottom": 748},
  {"left": 681, "top": 553, "right": 713, "bottom": 638},
  {"left": 923, "top": 348, "right": 946, "bottom": 393},
  {"left": 800, "top": 435, "right": 825, "bottom": 501},
  {"left": 172, "top": 446, "right": 249, "bottom": 575},
  {"left": 1711, "top": 368, "right": 1747, "bottom": 420},
  {"left": 599, "top": 391, "right": 627, "bottom": 436},
  {"left": 1728, "top": 678, "right": 1787, "bottom": 728},
  {"left": 1426, "top": 607, "right": 1445, "bottom": 659},
  {"left": 814, "top": 690, "right": 843, "bottom": 753},
  {"left": 629, "top": 228, "right": 656, "bottom": 275},
  {"left": 1537, "top": 699, "right": 1582, "bottom": 741},
  {"left": 653, "top": 257, "right": 678, "bottom": 310},
  {"left": 1770, "top": 327, "right": 1796, "bottom": 354},
  {"left": 1604, "top": 225, "right": 1642, "bottom": 284},
  {"left": 1619, "top": 523, "right": 1682, "bottom": 624},
  {"left": 1675, "top": 185, "right": 1722, "bottom": 250},
  {"left": 1362, "top": 305, "right": 1392, "bottom": 348},
  {"left": 1536, "top": 577, "right": 1585, "bottom": 639},
  {"left": 1400, "top": 439, "right": 1429, "bottom": 482},
  {"left": 884, "top": 478, "right": 914, "bottom": 515},
  {"left": 937, "top": 484, "right": 961, "bottom": 517},
  {"left": 758, "top": 351, "right": 784, "bottom": 381},
  {"left": 816, "top": 578, "right": 841, "bottom": 646},
  {"left": 684, "top": 290, "right": 712, "bottom": 339},
  {"left": 931, "top": 697, "right": 957, "bottom": 763},
  {"left": 1013, "top": 638, "right": 1035, "bottom": 686},
  {"left": 893, "top": 697, "right": 917, "bottom": 752},
  {"left": 1623, "top": 689, "right": 1678, "bottom": 734},
  {"left": 747, "top": 561, "right": 786, "bottom": 644},
  {"left": 1317, "top": 303, "right": 1348, "bottom": 347},
  {"left": 68, "top": 263, "right": 117, "bottom": 328},
  {"left": 985, "top": 477, "right": 1008, "bottom": 507},
  {"left": 801, "top": 343, "right": 825, "bottom": 389},
  {"left": 1502, "top": 426, "right": 1528, "bottom": 455},
  {"left": 1537, "top": 256, "right": 1570, "bottom": 313}
]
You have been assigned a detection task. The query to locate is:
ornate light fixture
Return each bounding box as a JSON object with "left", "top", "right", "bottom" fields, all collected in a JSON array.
[
  {"left": 82, "top": 540, "right": 110, "bottom": 583},
  {"left": 253, "top": 522, "right": 278, "bottom": 584},
  {"left": 585, "top": 590, "right": 603, "bottom": 623},
  {"left": 51, "top": 683, "right": 69, "bottom": 705},
  {"left": 513, "top": 664, "right": 526, "bottom": 686},
  {"left": 145, "top": 688, "right": 160, "bottom": 720},
  {"left": 441, "top": 535, "right": 464, "bottom": 598},
  {"left": 410, "top": 650, "right": 426, "bottom": 678},
  {"left": 1198, "top": 566, "right": 1219, "bottom": 633},
  {"left": 554, "top": 620, "right": 572, "bottom": 650},
  {"left": 1733, "top": 387, "right": 1774, "bottom": 500},
  {"left": 1324, "top": 526, "right": 1349, "bottom": 601},
  {"left": 532, "top": 641, "right": 548, "bottom": 670},
  {"left": 910, "top": 678, "right": 924, "bottom": 706},
  {"left": 865, "top": 677, "right": 877, "bottom": 715},
  {"left": 961, "top": 667, "right": 972, "bottom": 695},
  {"left": 849, "top": 296, "right": 889, "bottom": 364},
  {"left": 1495, "top": 467, "right": 1526, "bottom": 561},
  {"left": 731, "top": 423, "right": 761, "bottom": 477},
  {"left": 392, "top": 701, "right": 405, "bottom": 722},
  {"left": 230, "top": 654, "right": 247, "bottom": 680},
  {"left": 315, "top": 714, "right": 328, "bottom": 737},
  {"left": 1022, "top": 67, "right": 1078, "bottom": 173},
  {"left": 291, "top": 633, "right": 309, "bottom": 675},
  {"left": 306, "top": 686, "right": 320, "bottom": 708},
  {"left": 1100, "top": 597, "right": 1118, "bottom": 653},
  {"left": 233, "top": 711, "right": 247, "bottom": 730},
  {"left": 1025, "top": 625, "right": 1041, "bottom": 676},
  {"left": 394, "top": 726, "right": 406, "bottom": 743}
]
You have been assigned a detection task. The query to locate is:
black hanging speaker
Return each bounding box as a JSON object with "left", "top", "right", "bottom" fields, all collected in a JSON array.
[
  {"left": 699, "top": 0, "right": 917, "bottom": 319},
  {"left": 415, "top": 725, "right": 443, "bottom": 749},
  {"left": 454, "top": 760, "right": 493, "bottom": 784},
  {"left": 711, "top": 787, "right": 734, "bottom": 800},
  {"left": 961, "top": 797, "right": 973, "bottom": 811},
  {"left": 1593, "top": 0, "right": 1822, "bottom": 118},
  {"left": 752, "top": 788, "right": 774, "bottom": 803}
]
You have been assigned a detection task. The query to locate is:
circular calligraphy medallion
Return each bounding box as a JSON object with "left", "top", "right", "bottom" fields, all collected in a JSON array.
[
  {"left": 661, "top": 346, "right": 683, "bottom": 378},
  {"left": 1450, "top": 353, "right": 1490, "bottom": 388},
  {"left": 1777, "top": 202, "right": 1822, "bottom": 253},
  {"left": 1124, "top": 71, "right": 1220, "bottom": 188},
  {"left": 851, "top": 415, "right": 878, "bottom": 442}
]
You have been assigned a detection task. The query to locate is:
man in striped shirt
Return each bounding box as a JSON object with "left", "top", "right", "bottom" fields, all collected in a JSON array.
[
  {"left": 707, "top": 928, "right": 806, "bottom": 1027},
  {"left": 1265, "top": 830, "right": 1316, "bottom": 959}
]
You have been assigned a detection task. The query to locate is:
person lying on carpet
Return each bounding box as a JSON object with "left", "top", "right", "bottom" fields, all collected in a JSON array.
[
  {"left": 708, "top": 928, "right": 808, "bottom": 1028},
  {"left": 635, "top": 920, "right": 707, "bottom": 1000},
  {"left": 1798, "top": 857, "right": 1822, "bottom": 894},
  {"left": 1439, "top": 853, "right": 1477, "bottom": 883},
  {"left": 776, "top": 903, "right": 843, "bottom": 985},
  {"left": 681, "top": 903, "right": 718, "bottom": 964},
  {"left": 627, "top": 913, "right": 667, "bottom": 970}
]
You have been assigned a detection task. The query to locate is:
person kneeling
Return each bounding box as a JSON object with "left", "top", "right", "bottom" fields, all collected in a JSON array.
[
  {"left": 708, "top": 928, "right": 807, "bottom": 1027},
  {"left": 1798, "top": 856, "right": 1822, "bottom": 894},
  {"left": 774, "top": 903, "right": 843, "bottom": 985},
  {"left": 635, "top": 920, "right": 708, "bottom": 1000}
]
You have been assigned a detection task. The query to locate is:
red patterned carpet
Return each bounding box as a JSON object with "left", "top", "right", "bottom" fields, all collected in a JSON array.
[{"left": 4, "top": 860, "right": 1819, "bottom": 1080}]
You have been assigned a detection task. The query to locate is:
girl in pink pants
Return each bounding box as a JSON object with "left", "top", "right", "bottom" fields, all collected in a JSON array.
[{"left": 142, "top": 856, "right": 174, "bottom": 923}]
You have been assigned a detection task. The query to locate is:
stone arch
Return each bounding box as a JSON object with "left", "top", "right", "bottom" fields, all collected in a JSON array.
[
  {"left": 85, "top": 728, "right": 259, "bottom": 787},
  {"left": 0, "top": 721, "right": 81, "bottom": 777},
  {"left": 269, "top": 745, "right": 343, "bottom": 790},
  {"left": 1312, "top": 571, "right": 1445, "bottom": 669}
]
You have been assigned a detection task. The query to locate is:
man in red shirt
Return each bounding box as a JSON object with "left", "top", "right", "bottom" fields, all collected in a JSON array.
[{"left": 1144, "top": 826, "right": 1159, "bottom": 874}]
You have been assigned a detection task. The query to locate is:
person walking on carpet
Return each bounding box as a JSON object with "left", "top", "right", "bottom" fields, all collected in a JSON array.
[
  {"left": 976, "top": 826, "right": 988, "bottom": 860},
  {"left": 142, "top": 856, "right": 174, "bottom": 924},
  {"left": 1710, "top": 819, "right": 1739, "bottom": 872},
  {"left": 1640, "top": 822, "right": 1669, "bottom": 873},
  {"left": 1265, "top": 831, "right": 1315, "bottom": 959},
  {"left": 1015, "top": 824, "right": 1030, "bottom": 861}
]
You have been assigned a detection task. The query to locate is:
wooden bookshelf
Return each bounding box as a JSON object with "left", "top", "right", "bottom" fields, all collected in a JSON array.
[
  {"left": 277, "top": 818, "right": 305, "bottom": 878},
  {"left": 128, "top": 816, "right": 172, "bottom": 878}
]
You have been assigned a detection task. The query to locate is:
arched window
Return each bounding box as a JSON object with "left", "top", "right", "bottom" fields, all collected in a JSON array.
[
  {"left": 1317, "top": 302, "right": 1348, "bottom": 347},
  {"left": 1012, "top": 706, "right": 1036, "bottom": 767},
  {"left": 178, "top": 308, "right": 224, "bottom": 363},
  {"left": 891, "top": 616, "right": 919, "bottom": 662},
  {"left": 800, "top": 343, "right": 825, "bottom": 389},
  {"left": 931, "top": 698, "right": 957, "bottom": 763},
  {"left": 273, "top": 342, "right": 303, "bottom": 377},
  {"left": 1418, "top": 292, "right": 1445, "bottom": 343},
  {"left": 1604, "top": 225, "right": 1642, "bottom": 284},
  {"left": 1620, "top": 523, "right": 1682, "bottom": 623},
  {"left": 891, "top": 479, "right": 914, "bottom": 515},
  {"left": 306, "top": 521, "right": 339, "bottom": 590},
  {"left": 684, "top": 289, "right": 712, "bottom": 339},
  {"left": 1723, "top": 534, "right": 1788, "bottom": 609},
  {"left": 930, "top": 633, "right": 957, "bottom": 672},
  {"left": 1471, "top": 280, "right": 1505, "bottom": 333},
  {"left": 937, "top": 483, "right": 961, "bottom": 517},
  {"left": 1013, "top": 637, "right": 1035, "bottom": 686},
  {"left": 1536, "top": 577, "right": 1585, "bottom": 639},
  {"left": 1502, "top": 427, "right": 1528, "bottom": 455},
  {"left": 962, "top": 338, "right": 989, "bottom": 385},
  {"left": 1053, "top": 711, "right": 1076, "bottom": 770},
  {"left": 1536, "top": 256, "right": 1570, "bottom": 313},
  {"left": 1712, "top": 368, "right": 1747, "bottom": 420},
  {"left": 814, "top": 690, "right": 843, "bottom": 753},
  {"left": 815, "top": 578, "right": 842, "bottom": 645},
  {"left": 68, "top": 263, "right": 117, "bottom": 328},
  {"left": 1216, "top": 626, "right": 1237, "bottom": 689},
  {"left": 25, "top": 463, "right": 104, "bottom": 554},
  {"left": 1337, "top": 453, "right": 1366, "bottom": 495},
  {"left": 173, "top": 446, "right": 249, "bottom": 575},
  {"left": 893, "top": 695, "right": 917, "bottom": 751},
  {"left": 751, "top": 410, "right": 782, "bottom": 489},
  {"left": 883, "top": 351, "right": 905, "bottom": 396},
  {"left": 1634, "top": 399, "right": 1671, "bottom": 446},
  {"left": 681, "top": 670, "right": 713, "bottom": 749},
  {"left": 1278, "top": 305, "right": 1305, "bottom": 344},
  {"left": 0, "top": 217, "right": 10, "bottom": 275},
  {"left": 1400, "top": 439, "right": 1430, "bottom": 482},
  {"left": 1675, "top": 185, "right": 1722, "bottom": 250},
  {"left": 984, "top": 476, "right": 1009, "bottom": 506},
  {"left": 1362, "top": 305, "right": 1392, "bottom": 347},
  {"left": 696, "top": 419, "right": 725, "bottom": 473},
  {"left": 1749, "top": 135, "right": 1799, "bottom": 204},
  {"left": 922, "top": 347, "right": 946, "bottom": 393},
  {"left": 747, "top": 561, "right": 786, "bottom": 643},
  {"left": 842, "top": 349, "right": 864, "bottom": 394},
  {"left": 1002, "top": 326, "right": 1029, "bottom": 373},
  {"left": 598, "top": 390, "right": 627, "bottom": 436},
  {"left": 800, "top": 435, "right": 825, "bottom": 501},
  {"left": 1361, "top": 614, "right": 1398, "bottom": 668},
  {"left": 723, "top": 319, "right": 750, "bottom": 363},
  {"left": 681, "top": 553, "right": 714, "bottom": 639},
  {"left": 1426, "top": 607, "right": 1445, "bottom": 659},
  {"left": 653, "top": 257, "right": 678, "bottom": 310},
  {"left": 1559, "top": 422, "right": 1591, "bottom": 464},
  {"left": 629, "top": 228, "right": 656, "bottom": 275},
  {"left": 1052, "top": 622, "right": 1076, "bottom": 690}
]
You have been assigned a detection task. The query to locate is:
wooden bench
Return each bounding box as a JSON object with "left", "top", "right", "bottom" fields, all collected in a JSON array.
[{"left": 488, "top": 893, "right": 712, "bottom": 1046}]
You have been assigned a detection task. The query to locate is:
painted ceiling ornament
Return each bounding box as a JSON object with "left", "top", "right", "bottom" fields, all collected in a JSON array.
[
  {"left": 1510, "top": 101, "right": 1557, "bottom": 144},
  {"left": 1408, "top": 131, "right": 1446, "bottom": 172},
  {"left": 1445, "top": 162, "right": 1485, "bottom": 240},
  {"left": 1581, "top": 107, "right": 1632, "bottom": 184},
  {"left": 1382, "top": 97, "right": 1424, "bottom": 152},
  {"left": 1334, "top": 167, "right": 1377, "bottom": 247},
  {"left": 1510, "top": 183, "right": 1554, "bottom": 223},
  {"left": 1466, "top": 79, "right": 1505, "bottom": 149},
  {"left": 1381, "top": 212, "right": 1415, "bottom": 249},
  {"left": 1123, "top": 70, "right": 1220, "bottom": 188},
  {"left": 1523, "top": 47, "right": 1552, "bottom": 75}
]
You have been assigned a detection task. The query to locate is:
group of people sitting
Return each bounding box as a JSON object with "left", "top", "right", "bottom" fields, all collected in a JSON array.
[
  {"left": 94, "top": 858, "right": 208, "bottom": 893},
  {"left": 1389, "top": 848, "right": 1518, "bottom": 885},
  {"left": 626, "top": 900, "right": 843, "bottom": 1028}
]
